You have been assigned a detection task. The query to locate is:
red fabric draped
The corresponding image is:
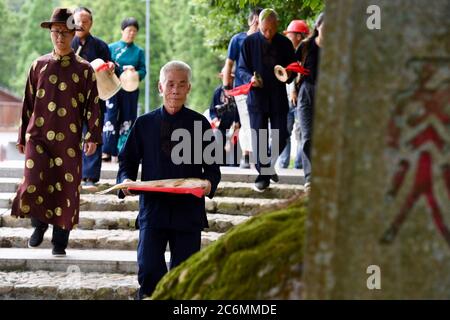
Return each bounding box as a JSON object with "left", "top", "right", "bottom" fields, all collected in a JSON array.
[
  {"left": 285, "top": 62, "right": 310, "bottom": 75},
  {"left": 225, "top": 80, "right": 255, "bottom": 97}
]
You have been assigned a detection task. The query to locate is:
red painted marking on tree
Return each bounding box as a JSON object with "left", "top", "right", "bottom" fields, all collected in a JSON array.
[{"left": 381, "top": 60, "right": 450, "bottom": 247}]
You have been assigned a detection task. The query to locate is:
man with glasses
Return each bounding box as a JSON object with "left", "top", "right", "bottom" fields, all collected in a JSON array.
[
  {"left": 72, "top": 7, "right": 111, "bottom": 191},
  {"left": 11, "top": 8, "right": 102, "bottom": 256}
]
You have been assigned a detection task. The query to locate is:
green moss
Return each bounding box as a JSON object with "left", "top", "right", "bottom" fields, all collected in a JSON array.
[{"left": 151, "top": 197, "right": 307, "bottom": 300}]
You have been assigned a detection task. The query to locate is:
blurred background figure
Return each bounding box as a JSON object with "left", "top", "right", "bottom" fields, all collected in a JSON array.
[
  {"left": 209, "top": 70, "right": 240, "bottom": 167},
  {"left": 276, "top": 20, "right": 309, "bottom": 169},
  {"left": 102, "top": 17, "right": 146, "bottom": 163},
  {"left": 72, "top": 6, "right": 112, "bottom": 191}
]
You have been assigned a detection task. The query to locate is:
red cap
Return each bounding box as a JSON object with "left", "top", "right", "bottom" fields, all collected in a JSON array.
[{"left": 283, "top": 20, "right": 309, "bottom": 35}]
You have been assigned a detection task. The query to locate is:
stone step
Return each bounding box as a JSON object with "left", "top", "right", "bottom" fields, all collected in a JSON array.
[
  {"left": 0, "top": 192, "right": 287, "bottom": 216},
  {"left": 0, "top": 177, "right": 303, "bottom": 199},
  {"left": 0, "top": 248, "right": 142, "bottom": 274},
  {"left": 0, "top": 209, "right": 250, "bottom": 233},
  {"left": 0, "top": 161, "right": 305, "bottom": 184},
  {"left": 0, "top": 227, "right": 223, "bottom": 251},
  {"left": 0, "top": 269, "right": 139, "bottom": 300}
]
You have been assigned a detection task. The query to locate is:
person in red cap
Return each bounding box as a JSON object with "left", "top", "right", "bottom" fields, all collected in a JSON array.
[
  {"left": 295, "top": 12, "right": 325, "bottom": 194},
  {"left": 11, "top": 8, "right": 102, "bottom": 256},
  {"left": 277, "top": 20, "right": 310, "bottom": 170}
]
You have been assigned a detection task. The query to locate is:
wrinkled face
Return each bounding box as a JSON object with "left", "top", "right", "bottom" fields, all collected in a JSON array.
[
  {"left": 286, "top": 32, "right": 302, "bottom": 48},
  {"left": 121, "top": 25, "right": 138, "bottom": 44},
  {"left": 74, "top": 11, "right": 92, "bottom": 39},
  {"left": 260, "top": 17, "right": 278, "bottom": 41},
  {"left": 159, "top": 69, "right": 191, "bottom": 115},
  {"left": 50, "top": 23, "right": 75, "bottom": 53}
]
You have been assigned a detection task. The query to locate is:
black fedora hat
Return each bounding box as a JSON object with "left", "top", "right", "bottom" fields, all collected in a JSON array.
[{"left": 40, "top": 8, "right": 82, "bottom": 31}]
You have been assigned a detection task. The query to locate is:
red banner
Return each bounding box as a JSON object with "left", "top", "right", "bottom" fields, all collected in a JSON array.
[{"left": 128, "top": 186, "right": 205, "bottom": 198}]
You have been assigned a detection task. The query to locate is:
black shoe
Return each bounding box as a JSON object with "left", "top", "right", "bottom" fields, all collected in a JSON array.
[
  {"left": 253, "top": 179, "right": 270, "bottom": 192},
  {"left": 270, "top": 173, "right": 279, "bottom": 183},
  {"left": 52, "top": 246, "right": 66, "bottom": 257},
  {"left": 28, "top": 226, "right": 48, "bottom": 248}
]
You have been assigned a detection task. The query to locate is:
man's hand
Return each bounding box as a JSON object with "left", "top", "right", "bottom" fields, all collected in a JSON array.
[
  {"left": 107, "top": 61, "right": 115, "bottom": 72},
  {"left": 211, "top": 118, "right": 221, "bottom": 129},
  {"left": 203, "top": 180, "right": 212, "bottom": 197},
  {"left": 84, "top": 142, "right": 97, "bottom": 156},
  {"left": 251, "top": 72, "right": 263, "bottom": 88},
  {"left": 122, "top": 178, "right": 134, "bottom": 197},
  {"left": 290, "top": 90, "right": 298, "bottom": 106},
  {"left": 16, "top": 144, "right": 25, "bottom": 154},
  {"left": 251, "top": 75, "right": 262, "bottom": 88}
]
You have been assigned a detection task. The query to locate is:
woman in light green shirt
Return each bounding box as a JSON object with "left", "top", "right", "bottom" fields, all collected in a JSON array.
[{"left": 102, "top": 17, "right": 147, "bottom": 161}]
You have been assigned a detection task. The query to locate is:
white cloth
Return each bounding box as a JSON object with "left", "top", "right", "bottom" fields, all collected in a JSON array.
[{"left": 235, "top": 94, "right": 252, "bottom": 152}]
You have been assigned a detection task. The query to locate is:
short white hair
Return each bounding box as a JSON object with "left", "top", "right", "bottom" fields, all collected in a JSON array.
[
  {"left": 159, "top": 60, "right": 192, "bottom": 84},
  {"left": 259, "top": 8, "right": 278, "bottom": 24}
]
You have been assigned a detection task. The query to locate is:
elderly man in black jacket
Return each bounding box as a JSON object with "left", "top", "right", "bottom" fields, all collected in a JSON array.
[{"left": 117, "top": 60, "right": 221, "bottom": 299}]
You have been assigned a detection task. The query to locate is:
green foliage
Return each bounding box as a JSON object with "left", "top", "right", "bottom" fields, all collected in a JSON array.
[
  {"left": 191, "top": 0, "right": 324, "bottom": 51},
  {"left": 151, "top": 197, "right": 307, "bottom": 299},
  {"left": 1, "top": 0, "right": 323, "bottom": 114}
]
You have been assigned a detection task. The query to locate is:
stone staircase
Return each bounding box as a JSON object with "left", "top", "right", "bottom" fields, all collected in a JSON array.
[{"left": 0, "top": 161, "right": 304, "bottom": 299}]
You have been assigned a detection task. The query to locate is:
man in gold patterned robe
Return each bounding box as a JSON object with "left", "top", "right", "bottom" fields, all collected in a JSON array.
[{"left": 11, "top": 8, "right": 102, "bottom": 256}]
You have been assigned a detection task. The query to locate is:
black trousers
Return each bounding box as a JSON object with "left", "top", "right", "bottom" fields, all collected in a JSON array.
[
  {"left": 249, "top": 110, "right": 288, "bottom": 181},
  {"left": 31, "top": 216, "right": 70, "bottom": 249},
  {"left": 137, "top": 228, "right": 201, "bottom": 299}
]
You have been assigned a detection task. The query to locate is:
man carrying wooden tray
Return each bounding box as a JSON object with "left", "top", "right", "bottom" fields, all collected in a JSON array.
[{"left": 117, "top": 60, "right": 221, "bottom": 299}]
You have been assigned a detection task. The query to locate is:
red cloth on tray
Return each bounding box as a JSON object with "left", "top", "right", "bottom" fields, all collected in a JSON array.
[{"left": 127, "top": 186, "right": 205, "bottom": 198}]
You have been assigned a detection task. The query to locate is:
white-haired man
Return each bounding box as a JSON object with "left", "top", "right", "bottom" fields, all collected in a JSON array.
[{"left": 117, "top": 60, "right": 221, "bottom": 299}]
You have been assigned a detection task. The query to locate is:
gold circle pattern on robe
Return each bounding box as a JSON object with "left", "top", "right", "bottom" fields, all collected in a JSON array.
[
  {"left": 67, "top": 148, "right": 76, "bottom": 158},
  {"left": 70, "top": 123, "right": 78, "bottom": 133},
  {"left": 56, "top": 132, "right": 65, "bottom": 142},
  {"left": 57, "top": 108, "right": 67, "bottom": 117},
  {"left": 46, "top": 131, "right": 55, "bottom": 141},
  {"left": 72, "top": 73, "right": 79, "bottom": 83},
  {"left": 48, "top": 102, "right": 57, "bottom": 112},
  {"left": 58, "top": 82, "right": 67, "bottom": 91},
  {"left": 35, "top": 117, "right": 45, "bottom": 127},
  {"left": 26, "top": 159, "right": 34, "bottom": 169},
  {"left": 49, "top": 74, "right": 58, "bottom": 84},
  {"left": 36, "top": 89, "right": 45, "bottom": 99}
]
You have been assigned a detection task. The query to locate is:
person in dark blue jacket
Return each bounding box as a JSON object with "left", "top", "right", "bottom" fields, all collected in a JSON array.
[
  {"left": 117, "top": 60, "right": 221, "bottom": 299},
  {"left": 72, "top": 7, "right": 111, "bottom": 191},
  {"left": 238, "top": 8, "right": 297, "bottom": 191}
]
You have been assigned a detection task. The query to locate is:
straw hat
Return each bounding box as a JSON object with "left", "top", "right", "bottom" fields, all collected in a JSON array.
[
  {"left": 90, "top": 58, "right": 121, "bottom": 100},
  {"left": 120, "top": 68, "right": 140, "bottom": 92}
]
